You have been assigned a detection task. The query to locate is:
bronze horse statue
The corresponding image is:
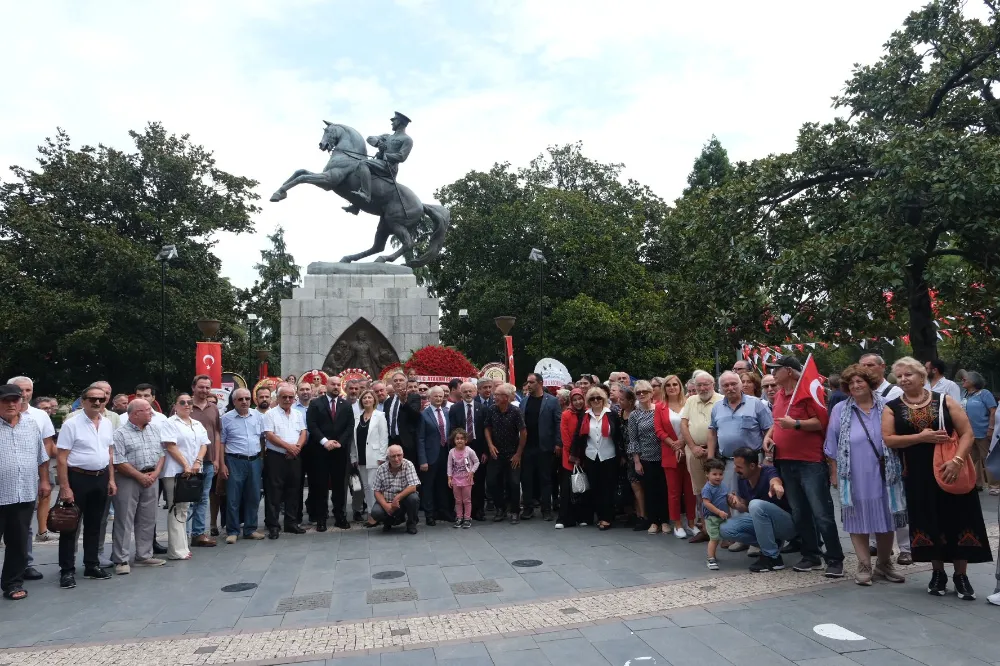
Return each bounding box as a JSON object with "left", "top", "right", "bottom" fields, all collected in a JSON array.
[{"left": 269, "top": 121, "right": 449, "bottom": 267}]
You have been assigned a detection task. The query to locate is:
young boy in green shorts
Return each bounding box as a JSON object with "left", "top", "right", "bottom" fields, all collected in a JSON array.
[{"left": 701, "top": 459, "right": 729, "bottom": 570}]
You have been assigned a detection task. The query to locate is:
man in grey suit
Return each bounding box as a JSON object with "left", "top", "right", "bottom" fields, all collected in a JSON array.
[{"left": 519, "top": 373, "right": 562, "bottom": 521}]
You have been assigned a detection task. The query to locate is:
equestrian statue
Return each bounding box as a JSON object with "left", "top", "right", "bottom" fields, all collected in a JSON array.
[{"left": 269, "top": 112, "right": 450, "bottom": 268}]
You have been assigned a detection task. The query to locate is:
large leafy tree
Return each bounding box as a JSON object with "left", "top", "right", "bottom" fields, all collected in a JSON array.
[
  {"left": 760, "top": 0, "right": 1000, "bottom": 361},
  {"left": 426, "top": 144, "right": 677, "bottom": 379},
  {"left": 0, "top": 123, "right": 259, "bottom": 395}
]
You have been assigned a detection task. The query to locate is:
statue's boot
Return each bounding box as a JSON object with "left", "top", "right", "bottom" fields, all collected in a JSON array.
[
  {"left": 342, "top": 204, "right": 360, "bottom": 215},
  {"left": 342, "top": 190, "right": 371, "bottom": 216}
]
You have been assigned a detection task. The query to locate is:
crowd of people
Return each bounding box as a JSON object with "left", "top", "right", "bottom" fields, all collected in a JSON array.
[{"left": 0, "top": 353, "right": 993, "bottom": 605}]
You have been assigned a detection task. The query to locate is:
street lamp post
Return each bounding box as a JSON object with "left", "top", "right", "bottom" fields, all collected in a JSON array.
[
  {"left": 495, "top": 316, "right": 516, "bottom": 385},
  {"left": 155, "top": 244, "right": 178, "bottom": 400},
  {"left": 528, "top": 249, "right": 546, "bottom": 357},
  {"left": 247, "top": 314, "right": 259, "bottom": 381}
]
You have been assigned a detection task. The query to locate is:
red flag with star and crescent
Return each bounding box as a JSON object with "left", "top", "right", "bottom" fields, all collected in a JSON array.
[
  {"left": 785, "top": 354, "right": 828, "bottom": 427},
  {"left": 195, "top": 342, "right": 222, "bottom": 388}
]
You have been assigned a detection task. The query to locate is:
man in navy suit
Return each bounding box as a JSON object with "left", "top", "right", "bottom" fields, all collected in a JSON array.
[
  {"left": 519, "top": 373, "right": 562, "bottom": 521},
  {"left": 417, "top": 386, "right": 449, "bottom": 526},
  {"left": 449, "top": 381, "right": 487, "bottom": 520}
]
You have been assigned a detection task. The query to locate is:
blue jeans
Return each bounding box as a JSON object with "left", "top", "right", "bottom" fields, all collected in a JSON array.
[
  {"left": 720, "top": 499, "right": 797, "bottom": 558},
  {"left": 776, "top": 460, "right": 844, "bottom": 563},
  {"left": 225, "top": 455, "right": 262, "bottom": 537},
  {"left": 187, "top": 461, "right": 215, "bottom": 537}
]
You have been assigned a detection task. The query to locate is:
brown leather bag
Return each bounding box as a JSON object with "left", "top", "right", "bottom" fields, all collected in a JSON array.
[
  {"left": 932, "top": 393, "right": 976, "bottom": 495},
  {"left": 47, "top": 500, "right": 81, "bottom": 533}
]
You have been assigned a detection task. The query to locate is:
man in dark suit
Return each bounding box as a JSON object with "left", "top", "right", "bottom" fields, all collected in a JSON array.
[
  {"left": 449, "top": 381, "right": 488, "bottom": 520},
  {"left": 476, "top": 379, "right": 493, "bottom": 408},
  {"left": 519, "top": 372, "right": 562, "bottom": 521},
  {"left": 384, "top": 371, "right": 422, "bottom": 466},
  {"left": 305, "top": 375, "right": 355, "bottom": 531},
  {"left": 417, "top": 386, "right": 449, "bottom": 526}
]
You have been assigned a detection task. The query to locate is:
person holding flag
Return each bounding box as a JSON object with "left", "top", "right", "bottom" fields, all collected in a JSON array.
[{"left": 763, "top": 355, "right": 844, "bottom": 578}]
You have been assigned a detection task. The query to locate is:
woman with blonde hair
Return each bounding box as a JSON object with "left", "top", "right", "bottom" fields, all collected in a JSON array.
[
  {"left": 580, "top": 387, "right": 623, "bottom": 530},
  {"left": 629, "top": 380, "right": 668, "bottom": 533},
  {"left": 655, "top": 375, "right": 696, "bottom": 537},
  {"left": 351, "top": 389, "right": 388, "bottom": 527},
  {"left": 882, "top": 356, "right": 991, "bottom": 600}
]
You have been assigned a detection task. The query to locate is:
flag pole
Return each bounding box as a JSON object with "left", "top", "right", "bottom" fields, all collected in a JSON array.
[{"left": 785, "top": 353, "right": 813, "bottom": 417}]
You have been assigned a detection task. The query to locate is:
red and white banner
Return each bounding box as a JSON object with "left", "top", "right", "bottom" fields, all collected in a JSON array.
[
  {"left": 195, "top": 342, "right": 223, "bottom": 388},
  {"left": 785, "top": 353, "right": 828, "bottom": 426}
]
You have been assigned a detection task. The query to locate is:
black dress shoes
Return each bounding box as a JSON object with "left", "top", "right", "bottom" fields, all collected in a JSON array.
[
  {"left": 22, "top": 567, "right": 43, "bottom": 581},
  {"left": 425, "top": 518, "right": 436, "bottom": 527},
  {"left": 283, "top": 524, "right": 306, "bottom": 535},
  {"left": 316, "top": 521, "right": 327, "bottom": 532},
  {"left": 268, "top": 528, "right": 280, "bottom": 539},
  {"left": 153, "top": 541, "right": 168, "bottom": 555}
]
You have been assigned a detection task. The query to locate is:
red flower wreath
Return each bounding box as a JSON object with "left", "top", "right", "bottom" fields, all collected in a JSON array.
[{"left": 404, "top": 346, "right": 477, "bottom": 378}]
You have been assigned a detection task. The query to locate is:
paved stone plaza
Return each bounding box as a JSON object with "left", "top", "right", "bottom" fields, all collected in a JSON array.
[{"left": 2, "top": 498, "right": 999, "bottom": 665}]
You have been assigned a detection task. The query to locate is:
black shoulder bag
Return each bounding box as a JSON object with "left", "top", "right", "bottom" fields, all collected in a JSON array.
[{"left": 851, "top": 406, "right": 885, "bottom": 482}]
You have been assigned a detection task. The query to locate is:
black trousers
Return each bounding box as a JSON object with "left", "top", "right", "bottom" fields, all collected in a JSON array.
[
  {"left": 328, "top": 448, "right": 348, "bottom": 521},
  {"left": 584, "top": 456, "right": 619, "bottom": 524},
  {"left": 471, "top": 452, "right": 487, "bottom": 517},
  {"left": 371, "top": 492, "right": 420, "bottom": 527},
  {"left": 264, "top": 450, "right": 301, "bottom": 529},
  {"left": 521, "top": 447, "right": 553, "bottom": 514},
  {"left": 59, "top": 469, "right": 109, "bottom": 574},
  {"left": 638, "top": 459, "right": 668, "bottom": 525},
  {"left": 302, "top": 443, "right": 330, "bottom": 522},
  {"left": 558, "top": 468, "right": 590, "bottom": 525},
  {"left": 487, "top": 456, "right": 521, "bottom": 513},
  {"left": 0, "top": 502, "right": 33, "bottom": 591}
]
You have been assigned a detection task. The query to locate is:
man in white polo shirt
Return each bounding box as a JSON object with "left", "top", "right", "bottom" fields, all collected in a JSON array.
[
  {"left": 7, "top": 376, "right": 55, "bottom": 579},
  {"left": 262, "top": 384, "right": 307, "bottom": 540},
  {"left": 56, "top": 384, "right": 117, "bottom": 589}
]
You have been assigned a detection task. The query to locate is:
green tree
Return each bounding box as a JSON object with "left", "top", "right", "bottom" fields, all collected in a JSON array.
[
  {"left": 0, "top": 123, "right": 259, "bottom": 395},
  {"left": 234, "top": 226, "right": 301, "bottom": 379},
  {"left": 427, "top": 144, "right": 678, "bottom": 379},
  {"left": 682, "top": 135, "right": 734, "bottom": 195},
  {"left": 759, "top": 0, "right": 1000, "bottom": 361}
]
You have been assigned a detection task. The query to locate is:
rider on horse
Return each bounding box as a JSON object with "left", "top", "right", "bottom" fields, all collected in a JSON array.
[{"left": 343, "top": 111, "right": 413, "bottom": 215}]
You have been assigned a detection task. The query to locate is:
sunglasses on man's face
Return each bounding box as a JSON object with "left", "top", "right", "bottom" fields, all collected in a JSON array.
[
  {"left": 85, "top": 396, "right": 106, "bottom": 403},
  {"left": 235, "top": 397, "right": 251, "bottom": 402}
]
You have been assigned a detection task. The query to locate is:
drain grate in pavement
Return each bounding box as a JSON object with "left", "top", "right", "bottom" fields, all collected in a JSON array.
[
  {"left": 560, "top": 607, "right": 581, "bottom": 615},
  {"left": 221, "top": 583, "right": 258, "bottom": 593},
  {"left": 275, "top": 591, "right": 333, "bottom": 613},
  {"left": 511, "top": 559, "right": 543, "bottom": 568},
  {"left": 194, "top": 646, "right": 217, "bottom": 654},
  {"left": 366, "top": 587, "right": 418, "bottom": 604},
  {"left": 451, "top": 579, "right": 502, "bottom": 595},
  {"left": 372, "top": 570, "right": 405, "bottom": 580},
  {"left": 390, "top": 628, "right": 410, "bottom": 636}
]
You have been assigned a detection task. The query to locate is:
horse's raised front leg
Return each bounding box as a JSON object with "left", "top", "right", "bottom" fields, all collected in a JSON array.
[
  {"left": 269, "top": 170, "right": 332, "bottom": 202},
  {"left": 374, "top": 222, "right": 412, "bottom": 263},
  {"left": 340, "top": 224, "right": 390, "bottom": 264}
]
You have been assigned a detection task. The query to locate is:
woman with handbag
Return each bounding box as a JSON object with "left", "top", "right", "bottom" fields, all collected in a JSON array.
[
  {"left": 161, "top": 394, "right": 209, "bottom": 561},
  {"left": 584, "top": 387, "right": 624, "bottom": 530},
  {"left": 882, "top": 356, "right": 991, "bottom": 600},
  {"left": 352, "top": 389, "right": 387, "bottom": 527},
  {"left": 824, "top": 364, "right": 907, "bottom": 586},
  {"left": 556, "top": 388, "right": 589, "bottom": 529}
]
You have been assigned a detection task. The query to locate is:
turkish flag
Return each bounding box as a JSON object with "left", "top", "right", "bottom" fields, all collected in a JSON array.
[
  {"left": 786, "top": 354, "right": 828, "bottom": 427},
  {"left": 195, "top": 342, "right": 223, "bottom": 388},
  {"left": 505, "top": 335, "right": 515, "bottom": 386}
]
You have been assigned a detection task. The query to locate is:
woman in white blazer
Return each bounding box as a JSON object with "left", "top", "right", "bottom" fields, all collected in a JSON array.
[{"left": 351, "top": 390, "right": 388, "bottom": 526}]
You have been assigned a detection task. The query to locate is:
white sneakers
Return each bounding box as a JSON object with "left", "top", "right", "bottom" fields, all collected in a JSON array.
[
  {"left": 554, "top": 523, "right": 565, "bottom": 529},
  {"left": 988, "top": 591, "right": 1000, "bottom": 606},
  {"left": 114, "top": 563, "right": 130, "bottom": 575},
  {"left": 673, "top": 527, "right": 687, "bottom": 539}
]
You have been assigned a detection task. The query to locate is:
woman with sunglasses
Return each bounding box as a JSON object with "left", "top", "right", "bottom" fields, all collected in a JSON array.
[
  {"left": 619, "top": 387, "right": 647, "bottom": 530},
  {"left": 629, "top": 380, "right": 669, "bottom": 533},
  {"left": 656, "top": 375, "right": 696, "bottom": 537},
  {"left": 580, "top": 388, "right": 623, "bottom": 530},
  {"left": 161, "top": 394, "right": 209, "bottom": 561},
  {"left": 650, "top": 378, "right": 665, "bottom": 405}
]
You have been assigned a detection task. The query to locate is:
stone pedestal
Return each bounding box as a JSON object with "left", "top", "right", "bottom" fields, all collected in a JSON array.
[{"left": 280, "top": 263, "right": 440, "bottom": 378}]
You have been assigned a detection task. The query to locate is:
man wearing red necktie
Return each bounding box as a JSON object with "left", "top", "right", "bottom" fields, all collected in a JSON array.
[
  {"left": 417, "top": 386, "right": 451, "bottom": 526},
  {"left": 305, "top": 375, "right": 355, "bottom": 531}
]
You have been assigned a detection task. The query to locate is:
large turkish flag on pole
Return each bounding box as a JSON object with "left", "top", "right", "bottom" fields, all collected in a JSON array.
[
  {"left": 195, "top": 342, "right": 223, "bottom": 388},
  {"left": 785, "top": 353, "right": 828, "bottom": 427}
]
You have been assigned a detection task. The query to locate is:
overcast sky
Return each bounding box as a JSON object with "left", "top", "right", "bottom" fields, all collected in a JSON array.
[{"left": 2, "top": 0, "right": 929, "bottom": 288}]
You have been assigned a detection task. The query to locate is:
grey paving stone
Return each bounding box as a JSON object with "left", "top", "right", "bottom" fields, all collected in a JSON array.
[
  {"left": 99, "top": 619, "right": 148, "bottom": 633},
  {"left": 624, "top": 615, "right": 677, "bottom": 631},
  {"left": 538, "top": 637, "right": 612, "bottom": 665},
  {"left": 414, "top": 596, "right": 460, "bottom": 612},
  {"left": 234, "top": 614, "right": 284, "bottom": 631},
  {"left": 579, "top": 621, "right": 634, "bottom": 642},
  {"left": 520, "top": 570, "right": 576, "bottom": 595},
  {"left": 326, "top": 655, "right": 380, "bottom": 665},
  {"left": 380, "top": 647, "right": 437, "bottom": 665},
  {"left": 490, "top": 648, "right": 553, "bottom": 666},
  {"left": 665, "top": 607, "right": 725, "bottom": 627},
  {"left": 434, "top": 642, "right": 491, "bottom": 660},
  {"left": 533, "top": 628, "right": 584, "bottom": 643},
  {"left": 846, "top": 649, "right": 928, "bottom": 666},
  {"left": 591, "top": 636, "right": 665, "bottom": 665},
  {"left": 136, "top": 620, "right": 192, "bottom": 638},
  {"left": 370, "top": 601, "right": 417, "bottom": 617},
  {"left": 599, "top": 568, "right": 651, "bottom": 588},
  {"left": 456, "top": 592, "right": 500, "bottom": 608},
  {"left": 897, "top": 646, "right": 990, "bottom": 666},
  {"left": 685, "top": 622, "right": 760, "bottom": 648},
  {"left": 484, "top": 635, "right": 540, "bottom": 654},
  {"left": 282, "top": 609, "right": 330, "bottom": 626},
  {"left": 796, "top": 657, "right": 863, "bottom": 666},
  {"left": 636, "top": 627, "right": 734, "bottom": 666},
  {"left": 441, "top": 565, "right": 484, "bottom": 583},
  {"left": 714, "top": 645, "right": 798, "bottom": 666}
]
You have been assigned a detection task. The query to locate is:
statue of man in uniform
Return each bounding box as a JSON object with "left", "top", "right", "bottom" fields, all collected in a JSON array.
[{"left": 343, "top": 111, "right": 413, "bottom": 215}]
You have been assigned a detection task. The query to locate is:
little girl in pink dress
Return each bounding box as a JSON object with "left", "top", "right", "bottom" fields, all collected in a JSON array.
[{"left": 447, "top": 430, "right": 480, "bottom": 528}]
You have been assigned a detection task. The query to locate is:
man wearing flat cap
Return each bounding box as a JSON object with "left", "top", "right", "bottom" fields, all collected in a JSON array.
[{"left": 343, "top": 112, "right": 414, "bottom": 215}]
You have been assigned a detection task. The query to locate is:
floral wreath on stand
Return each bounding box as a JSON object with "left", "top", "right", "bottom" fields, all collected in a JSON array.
[
  {"left": 379, "top": 362, "right": 403, "bottom": 381},
  {"left": 300, "top": 369, "right": 329, "bottom": 391},
  {"left": 337, "top": 368, "right": 373, "bottom": 387}
]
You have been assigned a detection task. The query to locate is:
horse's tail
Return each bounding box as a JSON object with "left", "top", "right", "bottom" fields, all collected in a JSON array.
[{"left": 408, "top": 204, "right": 451, "bottom": 268}]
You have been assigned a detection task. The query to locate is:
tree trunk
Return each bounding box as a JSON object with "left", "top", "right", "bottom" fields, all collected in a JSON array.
[{"left": 907, "top": 258, "right": 938, "bottom": 362}]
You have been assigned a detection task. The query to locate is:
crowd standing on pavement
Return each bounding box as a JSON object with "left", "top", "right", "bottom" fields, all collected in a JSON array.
[{"left": 0, "top": 355, "right": 995, "bottom": 604}]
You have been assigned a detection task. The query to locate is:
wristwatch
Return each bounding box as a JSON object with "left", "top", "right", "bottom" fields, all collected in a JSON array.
[{"left": 794, "top": 419, "right": 801, "bottom": 430}]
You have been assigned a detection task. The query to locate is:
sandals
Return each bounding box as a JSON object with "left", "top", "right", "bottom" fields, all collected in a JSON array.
[
  {"left": 3, "top": 588, "right": 26, "bottom": 601},
  {"left": 598, "top": 522, "right": 611, "bottom": 531}
]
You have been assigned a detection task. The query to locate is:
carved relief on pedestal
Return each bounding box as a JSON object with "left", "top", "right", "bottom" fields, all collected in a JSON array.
[{"left": 322, "top": 317, "right": 399, "bottom": 379}]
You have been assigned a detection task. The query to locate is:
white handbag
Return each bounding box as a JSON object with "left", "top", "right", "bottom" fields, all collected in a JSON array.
[{"left": 570, "top": 464, "right": 589, "bottom": 494}]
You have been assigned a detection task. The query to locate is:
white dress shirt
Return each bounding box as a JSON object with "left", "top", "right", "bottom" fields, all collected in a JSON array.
[
  {"left": 585, "top": 407, "right": 616, "bottom": 461},
  {"left": 931, "top": 377, "right": 963, "bottom": 403},
  {"left": 877, "top": 379, "right": 904, "bottom": 402},
  {"left": 263, "top": 407, "right": 306, "bottom": 453},
  {"left": 58, "top": 413, "right": 113, "bottom": 470},
  {"left": 161, "top": 416, "right": 210, "bottom": 477},
  {"left": 23, "top": 405, "right": 55, "bottom": 440}
]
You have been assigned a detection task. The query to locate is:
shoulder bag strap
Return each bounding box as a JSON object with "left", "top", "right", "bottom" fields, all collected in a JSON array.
[
  {"left": 880, "top": 386, "right": 893, "bottom": 398},
  {"left": 851, "top": 405, "right": 885, "bottom": 482}
]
